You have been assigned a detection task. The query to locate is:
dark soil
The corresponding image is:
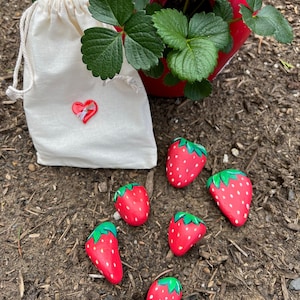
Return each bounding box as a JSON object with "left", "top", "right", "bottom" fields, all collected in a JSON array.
[{"left": 1, "top": 1, "right": 299, "bottom": 299}]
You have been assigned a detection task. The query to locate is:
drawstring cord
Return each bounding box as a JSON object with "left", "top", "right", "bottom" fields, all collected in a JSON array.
[{"left": 6, "top": 2, "right": 37, "bottom": 101}]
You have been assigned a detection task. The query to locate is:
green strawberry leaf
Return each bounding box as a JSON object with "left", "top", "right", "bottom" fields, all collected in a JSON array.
[
  {"left": 124, "top": 11, "right": 165, "bottom": 70},
  {"left": 88, "top": 222, "right": 117, "bottom": 243},
  {"left": 174, "top": 137, "right": 207, "bottom": 157},
  {"left": 157, "top": 277, "right": 182, "bottom": 294},
  {"left": 167, "top": 38, "right": 218, "bottom": 82},
  {"left": 113, "top": 183, "right": 140, "bottom": 202},
  {"left": 142, "top": 59, "right": 164, "bottom": 79},
  {"left": 152, "top": 9, "right": 188, "bottom": 51},
  {"left": 188, "top": 12, "right": 230, "bottom": 52},
  {"left": 164, "top": 72, "right": 182, "bottom": 86},
  {"left": 174, "top": 212, "right": 205, "bottom": 226},
  {"left": 246, "top": 0, "right": 262, "bottom": 11},
  {"left": 240, "top": 5, "right": 293, "bottom": 43},
  {"left": 88, "top": 0, "right": 133, "bottom": 26},
  {"left": 81, "top": 28, "right": 123, "bottom": 79},
  {"left": 184, "top": 79, "right": 212, "bottom": 101},
  {"left": 213, "top": 0, "right": 233, "bottom": 22}
]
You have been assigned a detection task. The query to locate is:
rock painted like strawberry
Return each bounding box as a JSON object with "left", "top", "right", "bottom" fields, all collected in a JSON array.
[
  {"left": 113, "top": 183, "right": 150, "bottom": 226},
  {"left": 166, "top": 137, "right": 207, "bottom": 188},
  {"left": 85, "top": 222, "right": 123, "bottom": 284},
  {"left": 168, "top": 212, "right": 207, "bottom": 256},
  {"left": 206, "top": 169, "right": 253, "bottom": 227},
  {"left": 146, "top": 276, "right": 182, "bottom": 300}
]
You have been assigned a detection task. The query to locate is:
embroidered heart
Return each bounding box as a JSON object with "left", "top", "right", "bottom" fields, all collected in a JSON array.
[{"left": 72, "top": 100, "right": 98, "bottom": 124}]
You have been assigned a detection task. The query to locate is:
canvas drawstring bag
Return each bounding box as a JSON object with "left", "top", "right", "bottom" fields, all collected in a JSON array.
[{"left": 6, "top": 0, "right": 157, "bottom": 169}]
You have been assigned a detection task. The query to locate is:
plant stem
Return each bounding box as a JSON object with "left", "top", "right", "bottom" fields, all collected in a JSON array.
[{"left": 183, "top": 0, "right": 190, "bottom": 14}]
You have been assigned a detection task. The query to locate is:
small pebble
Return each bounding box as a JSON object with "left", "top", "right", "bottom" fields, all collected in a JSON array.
[
  {"left": 223, "top": 154, "right": 229, "bottom": 163},
  {"left": 289, "top": 277, "right": 300, "bottom": 291},
  {"left": 231, "top": 148, "right": 239, "bottom": 157},
  {"left": 113, "top": 211, "right": 121, "bottom": 221},
  {"left": 28, "top": 163, "right": 36, "bottom": 172}
]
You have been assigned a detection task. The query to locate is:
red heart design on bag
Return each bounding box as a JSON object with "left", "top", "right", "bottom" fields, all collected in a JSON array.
[{"left": 72, "top": 100, "right": 98, "bottom": 124}]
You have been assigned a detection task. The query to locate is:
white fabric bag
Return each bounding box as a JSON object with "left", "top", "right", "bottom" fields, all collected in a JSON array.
[{"left": 6, "top": 0, "right": 157, "bottom": 169}]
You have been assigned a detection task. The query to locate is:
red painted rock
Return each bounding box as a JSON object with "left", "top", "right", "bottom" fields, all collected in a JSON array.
[
  {"left": 207, "top": 169, "right": 253, "bottom": 226},
  {"left": 166, "top": 137, "right": 207, "bottom": 188},
  {"left": 85, "top": 222, "right": 123, "bottom": 284},
  {"left": 113, "top": 183, "right": 150, "bottom": 226},
  {"left": 146, "top": 276, "right": 183, "bottom": 300},
  {"left": 72, "top": 99, "right": 98, "bottom": 123},
  {"left": 168, "top": 212, "right": 207, "bottom": 256}
]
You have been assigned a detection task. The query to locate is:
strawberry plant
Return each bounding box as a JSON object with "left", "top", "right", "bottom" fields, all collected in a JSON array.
[
  {"left": 81, "top": 0, "right": 293, "bottom": 100},
  {"left": 85, "top": 222, "right": 123, "bottom": 284},
  {"left": 206, "top": 169, "right": 253, "bottom": 226},
  {"left": 168, "top": 211, "right": 207, "bottom": 256},
  {"left": 113, "top": 183, "right": 150, "bottom": 226}
]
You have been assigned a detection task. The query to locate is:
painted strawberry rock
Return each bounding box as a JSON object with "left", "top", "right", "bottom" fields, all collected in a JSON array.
[
  {"left": 168, "top": 212, "right": 207, "bottom": 256},
  {"left": 85, "top": 222, "right": 123, "bottom": 284},
  {"left": 113, "top": 183, "right": 150, "bottom": 226},
  {"left": 206, "top": 169, "right": 253, "bottom": 227},
  {"left": 146, "top": 276, "right": 183, "bottom": 300},
  {"left": 166, "top": 137, "right": 207, "bottom": 188}
]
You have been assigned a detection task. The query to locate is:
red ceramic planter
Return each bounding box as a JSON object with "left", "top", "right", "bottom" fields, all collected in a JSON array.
[{"left": 139, "top": 0, "right": 251, "bottom": 98}]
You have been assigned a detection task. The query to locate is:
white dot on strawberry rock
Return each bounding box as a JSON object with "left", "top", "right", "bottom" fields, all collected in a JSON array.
[
  {"left": 110, "top": 239, "right": 113, "bottom": 243},
  {"left": 229, "top": 203, "right": 233, "bottom": 208},
  {"left": 113, "top": 263, "right": 116, "bottom": 268},
  {"left": 195, "top": 163, "right": 199, "bottom": 167},
  {"left": 135, "top": 217, "right": 138, "bottom": 222},
  {"left": 183, "top": 148, "right": 186, "bottom": 152},
  {"left": 237, "top": 190, "right": 241, "bottom": 195},
  {"left": 177, "top": 233, "right": 180, "bottom": 237},
  {"left": 101, "top": 239, "right": 104, "bottom": 243},
  {"left": 169, "top": 171, "right": 173, "bottom": 176},
  {"left": 239, "top": 182, "right": 243, "bottom": 187},
  {"left": 100, "top": 248, "right": 104, "bottom": 253},
  {"left": 125, "top": 215, "right": 128, "bottom": 219},
  {"left": 112, "top": 249, "right": 114, "bottom": 254},
  {"left": 194, "top": 228, "right": 197, "bottom": 232},
  {"left": 155, "top": 287, "right": 158, "bottom": 291},
  {"left": 86, "top": 244, "right": 90, "bottom": 248},
  {"left": 93, "top": 246, "right": 96, "bottom": 251},
  {"left": 171, "top": 228, "right": 174, "bottom": 233},
  {"left": 186, "top": 168, "right": 189, "bottom": 173},
  {"left": 170, "top": 163, "right": 173, "bottom": 167},
  {"left": 170, "top": 239, "right": 174, "bottom": 244},
  {"left": 242, "top": 200, "right": 245, "bottom": 204},
  {"left": 175, "top": 155, "right": 178, "bottom": 158},
  {"left": 246, "top": 204, "right": 250, "bottom": 210},
  {"left": 223, "top": 195, "right": 226, "bottom": 199},
  {"left": 221, "top": 188, "right": 225, "bottom": 192},
  {"left": 146, "top": 212, "right": 149, "bottom": 217},
  {"left": 149, "top": 296, "right": 153, "bottom": 300},
  {"left": 95, "top": 260, "right": 99, "bottom": 265},
  {"left": 191, "top": 174, "right": 194, "bottom": 177},
  {"left": 185, "top": 227, "right": 189, "bottom": 231},
  {"left": 106, "top": 262, "right": 109, "bottom": 267},
  {"left": 246, "top": 191, "right": 249, "bottom": 196},
  {"left": 188, "top": 236, "right": 191, "bottom": 240},
  {"left": 230, "top": 194, "right": 233, "bottom": 198},
  {"left": 215, "top": 195, "right": 219, "bottom": 200},
  {"left": 217, "top": 201, "right": 220, "bottom": 206},
  {"left": 177, "top": 182, "right": 181, "bottom": 187},
  {"left": 110, "top": 274, "right": 114, "bottom": 279},
  {"left": 235, "top": 219, "right": 239, "bottom": 224},
  {"left": 231, "top": 183, "right": 235, "bottom": 188},
  {"left": 176, "top": 167, "right": 180, "bottom": 171},
  {"left": 246, "top": 181, "right": 250, "bottom": 186},
  {"left": 139, "top": 207, "right": 142, "bottom": 211},
  {"left": 183, "top": 160, "right": 186, "bottom": 163},
  {"left": 178, "top": 246, "right": 183, "bottom": 250},
  {"left": 171, "top": 178, "right": 174, "bottom": 182},
  {"left": 244, "top": 213, "right": 247, "bottom": 218},
  {"left": 198, "top": 233, "right": 202, "bottom": 238},
  {"left": 179, "top": 174, "right": 182, "bottom": 178},
  {"left": 237, "top": 210, "right": 240, "bottom": 215},
  {"left": 167, "top": 155, "right": 170, "bottom": 160},
  {"left": 126, "top": 205, "right": 130, "bottom": 210},
  {"left": 177, "top": 222, "right": 181, "bottom": 227}
]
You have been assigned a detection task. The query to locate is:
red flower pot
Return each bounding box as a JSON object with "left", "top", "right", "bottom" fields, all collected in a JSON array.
[{"left": 139, "top": 0, "right": 251, "bottom": 97}]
